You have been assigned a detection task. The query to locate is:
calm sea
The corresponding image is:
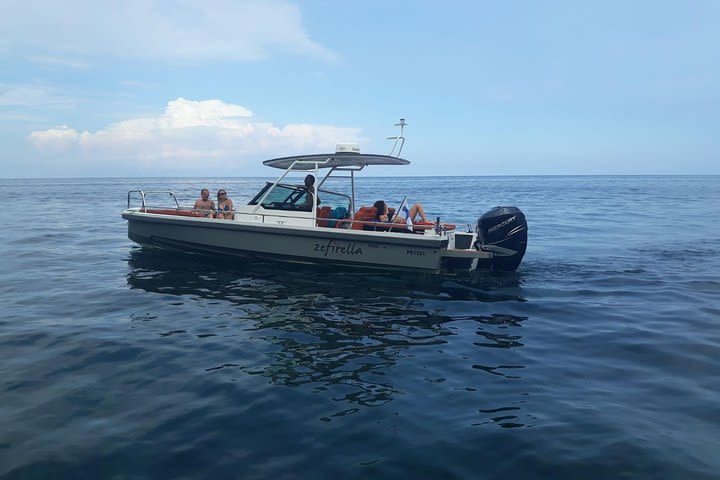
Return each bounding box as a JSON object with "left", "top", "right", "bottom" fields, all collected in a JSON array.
[{"left": 1, "top": 176, "right": 718, "bottom": 479}]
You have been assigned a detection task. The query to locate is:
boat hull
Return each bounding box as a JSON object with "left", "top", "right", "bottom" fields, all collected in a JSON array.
[{"left": 123, "top": 211, "right": 486, "bottom": 273}]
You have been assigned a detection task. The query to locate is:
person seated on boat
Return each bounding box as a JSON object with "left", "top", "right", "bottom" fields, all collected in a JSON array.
[
  {"left": 373, "top": 200, "right": 428, "bottom": 224},
  {"left": 193, "top": 189, "right": 215, "bottom": 217},
  {"left": 301, "top": 174, "right": 318, "bottom": 211},
  {"left": 216, "top": 189, "right": 234, "bottom": 220}
]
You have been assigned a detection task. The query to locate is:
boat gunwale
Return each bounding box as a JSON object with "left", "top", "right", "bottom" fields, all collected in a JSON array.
[{"left": 122, "top": 210, "right": 450, "bottom": 248}]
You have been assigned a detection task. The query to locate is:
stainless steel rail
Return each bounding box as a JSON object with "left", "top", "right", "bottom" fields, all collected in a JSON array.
[{"left": 127, "top": 190, "right": 181, "bottom": 210}]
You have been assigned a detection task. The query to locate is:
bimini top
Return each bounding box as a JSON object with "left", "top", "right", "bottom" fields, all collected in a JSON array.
[{"left": 263, "top": 152, "right": 410, "bottom": 170}]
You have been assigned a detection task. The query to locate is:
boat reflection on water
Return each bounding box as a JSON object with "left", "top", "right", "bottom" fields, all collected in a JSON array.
[
  {"left": 125, "top": 247, "right": 527, "bottom": 301},
  {"left": 125, "top": 248, "right": 533, "bottom": 427}
]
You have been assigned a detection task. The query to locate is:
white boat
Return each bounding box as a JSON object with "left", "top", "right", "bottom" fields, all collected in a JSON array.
[{"left": 122, "top": 121, "right": 527, "bottom": 273}]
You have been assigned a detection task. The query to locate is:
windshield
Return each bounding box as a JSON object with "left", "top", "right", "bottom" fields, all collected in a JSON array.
[{"left": 249, "top": 182, "right": 350, "bottom": 212}]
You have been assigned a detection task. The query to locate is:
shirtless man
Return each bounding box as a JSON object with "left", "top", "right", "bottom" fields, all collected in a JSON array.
[{"left": 193, "top": 189, "right": 215, "bottom": 217}]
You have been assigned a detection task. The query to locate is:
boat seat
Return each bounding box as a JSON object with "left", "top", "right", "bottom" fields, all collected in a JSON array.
[
  {"left": 413, "top": 221, "right": 456, "bottom": 231},
  {"left": 349, "top": 207, "right": 409, "bottom": 232},
  {"left": 316, "top": 206, "right": 332, "bottom": 227},
  {"left": 351, "top": 206, "right": 379, "bottom": 230},
  {"left": 328, "top": 206, "right": 349, "bottom": 228},
  {"left": 350, "top": 207, "right": 396, "bottom": 231},
  {"left": 143, "top": 208, "right": 206, "bottom": 217},
  {"left": 349, "top": 206, "right": 456, "bottom": 232}
]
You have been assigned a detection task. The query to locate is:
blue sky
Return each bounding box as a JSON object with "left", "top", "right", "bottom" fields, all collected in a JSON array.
[{"left": 1, "top": 0, "right": 718, "bottom": 177}]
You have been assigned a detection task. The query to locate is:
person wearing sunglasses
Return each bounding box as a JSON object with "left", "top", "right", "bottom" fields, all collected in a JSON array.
[
  {"left": 216, "top": 189, "right": 234, "bottom": 220},
  {"left": 193, "top": 188, "right": 216, "bottom": 217}
]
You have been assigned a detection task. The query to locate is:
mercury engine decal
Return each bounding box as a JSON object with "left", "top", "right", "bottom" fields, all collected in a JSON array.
[{"left": 488, "top": 215, "right": 516, "bottom": 233}]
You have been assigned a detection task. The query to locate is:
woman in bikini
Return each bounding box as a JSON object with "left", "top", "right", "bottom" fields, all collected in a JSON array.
[
  {"left": 373, "top": 200, "right": 427, "bottom": 224},
  {"left": 216, "top": 189, "right": 234, "bottom": 220}
]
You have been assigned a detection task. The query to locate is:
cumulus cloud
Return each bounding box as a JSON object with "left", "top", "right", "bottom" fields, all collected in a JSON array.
[
  {"left": 0, "top": 0, "right": 334, "bottom": 62},
  {"left": 28, "top": 98, "right": 363, "bottom": 173},
  {"left": 29, "top": 125, "right": 80, "bottom": 142}
]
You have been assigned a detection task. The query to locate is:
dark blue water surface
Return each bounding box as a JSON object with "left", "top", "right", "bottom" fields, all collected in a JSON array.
[{"left": 1, "top": 176, "right": 719, "bottom": 479}]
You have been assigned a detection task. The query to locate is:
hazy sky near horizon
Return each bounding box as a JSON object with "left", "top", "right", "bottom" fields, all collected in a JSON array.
[{"left": 1, "top": 0, "right": 718, "bottom": 178}]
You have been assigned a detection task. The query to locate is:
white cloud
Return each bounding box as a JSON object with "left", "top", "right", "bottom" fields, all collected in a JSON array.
[
  {"left": 0, "top": 0, "right": 335, "bottom": 62},
  {"left": 29, "top": 125, "right": 80, "bottom": 142},
  {"left": 0, "top": 84, "right": 75, "bottom": 108},
  {"left": 28, "top": 98, "right": 363, "bottom": 172},
  {"left": 28, "top": 56, "right": 89, "bottom": 69}
]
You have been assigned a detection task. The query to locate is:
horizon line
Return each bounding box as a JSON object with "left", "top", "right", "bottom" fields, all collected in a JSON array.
[{"left": 2, "top": 173, "right": 718, "bottom": 180}]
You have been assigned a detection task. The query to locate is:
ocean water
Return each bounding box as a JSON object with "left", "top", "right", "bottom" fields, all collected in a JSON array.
[{"left": 1, "top": 175, "right": 718, "bottom": 479}]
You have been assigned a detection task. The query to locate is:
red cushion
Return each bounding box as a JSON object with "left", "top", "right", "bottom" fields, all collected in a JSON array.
[
  {"left": 144, "top": 208, "right": 206, "bottom": 217},
  {"left": 316, "top": 206, "right": 332, "bottom": 227},
  {"left": 351, "top": 207, "right": 377, "bottom": 229}
]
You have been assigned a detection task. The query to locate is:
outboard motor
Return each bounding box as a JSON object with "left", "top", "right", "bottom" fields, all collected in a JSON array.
[{"left": 477, "top": 206, "right": 528, "bottom": 271}]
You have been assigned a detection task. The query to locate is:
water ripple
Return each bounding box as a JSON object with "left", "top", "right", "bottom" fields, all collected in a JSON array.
[{"left": 1, "top": 176, "right": 719, "bottom": 479}]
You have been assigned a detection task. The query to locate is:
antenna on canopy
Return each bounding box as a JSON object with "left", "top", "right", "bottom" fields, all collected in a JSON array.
[{"left": 386, "top": 118, "right": 406, "bottom": 157}]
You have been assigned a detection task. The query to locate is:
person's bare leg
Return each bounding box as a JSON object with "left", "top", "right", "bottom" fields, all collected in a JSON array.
[{"left": 409, "top": 203, "right": 427, "bottom": 222}]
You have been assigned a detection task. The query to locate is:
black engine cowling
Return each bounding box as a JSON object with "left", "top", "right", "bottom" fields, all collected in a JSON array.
[{"left": 477, "top": 206, "right": 528, "bottom": 271}]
